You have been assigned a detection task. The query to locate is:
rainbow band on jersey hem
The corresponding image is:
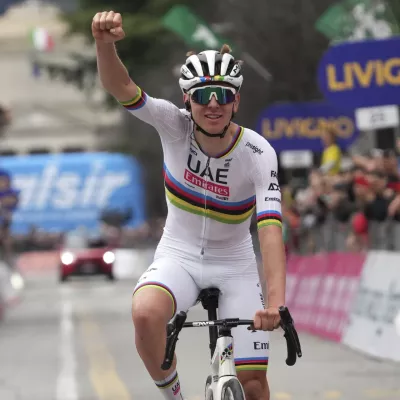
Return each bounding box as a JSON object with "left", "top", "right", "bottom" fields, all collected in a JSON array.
[
  {"left": 133, "top": 281, "right": 176, "bottom": 318},
  {"left": 235, "top": 357, "right": 268, "bottom": 371},
  {"left": 257, "top": 210, "right": 282, "bottom": 230},
  {"left": 119, "top": 87, "right": 147, "bottom": 110}
]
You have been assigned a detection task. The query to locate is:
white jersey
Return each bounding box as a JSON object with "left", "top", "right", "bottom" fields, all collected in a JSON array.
[{"left": 120, "top": 87, "right": 282, "bottom": 261}]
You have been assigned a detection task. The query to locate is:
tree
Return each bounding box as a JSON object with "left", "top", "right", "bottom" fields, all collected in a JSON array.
[{"left": 387, "top": 0, "right": 400, "bottom": 22}]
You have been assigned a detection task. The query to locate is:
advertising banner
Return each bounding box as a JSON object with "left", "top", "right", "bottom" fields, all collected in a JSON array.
[
  {"left": 257, "top": 101, "right": 359, "bottom": 152},
  {"left": 286, "top": 252, "right": 366, "bottom": 342},
  {"left": 317, "top": 37, "right": 400, "bottom": 109},
  {"left": 342, "top": 251, "right": 400, "bottom": 362},
  {"left": 0, "top": 152, "right": 146, "bottom": 234}
]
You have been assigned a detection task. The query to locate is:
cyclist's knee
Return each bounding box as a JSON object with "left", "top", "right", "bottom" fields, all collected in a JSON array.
[
  {"left": 237, "top": 370, "right": 269, "bottom": 400},
  {"left": 131, "top": 285, "right": 173, "bottom": 332}
]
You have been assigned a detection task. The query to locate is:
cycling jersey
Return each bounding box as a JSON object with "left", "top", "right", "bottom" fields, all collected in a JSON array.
[{"left": 120, "top": 87, "right": 282, "bottom": 261}]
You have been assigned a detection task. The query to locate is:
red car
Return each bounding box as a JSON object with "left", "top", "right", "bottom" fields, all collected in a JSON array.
[{"left": 59, "top": 232, "right": 115, "bottom": 282}]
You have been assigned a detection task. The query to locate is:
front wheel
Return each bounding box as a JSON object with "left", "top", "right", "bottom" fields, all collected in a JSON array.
[
  {"left": 205, "top": 375, "right": 213, "bottom": 400},
  {"left": 221, "top": 379, "right": 245, "bottom": 400}
]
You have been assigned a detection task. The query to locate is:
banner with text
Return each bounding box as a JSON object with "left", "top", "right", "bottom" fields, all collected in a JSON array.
[
  {"left": 0, "top": 152, "right": 146, "bottom": 234},
  {"left": 286, "top": 252, "right": 365, "bottom": 342},
  {"left": 256, "top": 101, "right": 359, "bottom": 152},
  {"left": 342, "top": 251, "right": 400, "bottom": 362},
  {"left": 317, "top": 36, "right": 400, "bottom": 109}
]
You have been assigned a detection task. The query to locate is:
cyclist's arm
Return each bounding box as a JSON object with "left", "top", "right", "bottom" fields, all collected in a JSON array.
[
  {"left": 251, "top": 142, "right": 286, "bottom": 309},
  {"left": 96, "top": 42, "right": 136, "bottom": 102},
  {"left": 96, "top": 42, "right": 189, "bottom": 140}
]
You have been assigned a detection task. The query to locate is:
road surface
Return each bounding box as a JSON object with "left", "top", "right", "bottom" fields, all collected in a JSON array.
[{"left": 1, "top": 268, "right": 399, "bottom": 400}]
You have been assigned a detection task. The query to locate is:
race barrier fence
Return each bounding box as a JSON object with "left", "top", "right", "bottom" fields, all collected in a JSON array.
[{"left": 286, "top": 251, "right": 400, "bottom": 363}]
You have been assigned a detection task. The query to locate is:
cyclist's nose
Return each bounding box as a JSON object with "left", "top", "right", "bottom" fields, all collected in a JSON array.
[{"left": 207, "top": 96, "right": 220, "bottom": 108}]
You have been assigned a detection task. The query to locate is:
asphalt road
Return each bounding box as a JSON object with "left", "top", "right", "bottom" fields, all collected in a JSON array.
[{"left": 1, "top": 269, "right": 399, "bottom": 400}]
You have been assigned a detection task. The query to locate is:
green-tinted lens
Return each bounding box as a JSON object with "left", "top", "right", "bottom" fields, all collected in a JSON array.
[{"left": 191, "top": 87, "right": 236, "bottom": 105}]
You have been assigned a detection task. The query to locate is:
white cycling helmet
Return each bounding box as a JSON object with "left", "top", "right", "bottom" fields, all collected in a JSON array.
[{"left": 179, "top": 47, "right": 243, "bottom": 93}]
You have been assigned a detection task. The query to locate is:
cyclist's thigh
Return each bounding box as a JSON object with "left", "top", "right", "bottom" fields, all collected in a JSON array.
[
  {"left": 133, "top": 257, "right": 200, "bottom": 319},
  {"left": 218, "top": 269, "right": 269, "bottom": 373}
]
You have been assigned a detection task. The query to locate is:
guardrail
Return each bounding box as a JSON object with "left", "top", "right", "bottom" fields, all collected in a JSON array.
[{"left": 282, "top": 214, "right": 400, "bottom": 254}]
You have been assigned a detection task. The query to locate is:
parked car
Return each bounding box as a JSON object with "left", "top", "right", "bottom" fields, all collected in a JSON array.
[{"left": 59, "top": 231, "right": 115, "bottom": 282}]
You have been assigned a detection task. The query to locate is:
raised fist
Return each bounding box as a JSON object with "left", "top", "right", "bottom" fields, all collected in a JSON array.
[{"left": 92, "top": 11, "right": 125, "bottom": 43}]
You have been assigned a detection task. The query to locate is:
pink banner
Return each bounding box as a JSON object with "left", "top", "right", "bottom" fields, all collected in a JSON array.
[{"left": 286, "top": 252, "right": 365, "bottom": 342}]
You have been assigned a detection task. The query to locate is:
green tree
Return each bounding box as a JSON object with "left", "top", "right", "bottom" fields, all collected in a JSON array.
[{"left": 387, "top": 0, "right": 400, "bottom": 23}]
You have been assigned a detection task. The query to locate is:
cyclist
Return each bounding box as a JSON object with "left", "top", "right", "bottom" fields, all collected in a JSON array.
[{"left": 92, "top": 11, "right": 286, "bottom": 400}]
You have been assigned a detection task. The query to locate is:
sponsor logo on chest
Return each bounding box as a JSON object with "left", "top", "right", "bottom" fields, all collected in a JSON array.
[{"left": 185, "top": 154, "right": 230, "bottom": 196}]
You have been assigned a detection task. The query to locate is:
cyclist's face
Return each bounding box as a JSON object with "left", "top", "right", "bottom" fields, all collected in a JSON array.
[{"left": 184, "top": 86, "right": 240, "bottom": 134}]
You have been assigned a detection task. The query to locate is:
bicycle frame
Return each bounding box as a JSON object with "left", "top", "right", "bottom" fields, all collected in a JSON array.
[
  {"left": 205, "top": 333, "right": 245, "bottom": 400},
  {"left": 162, "top": 291, "right": 302, "bottom": 399}
]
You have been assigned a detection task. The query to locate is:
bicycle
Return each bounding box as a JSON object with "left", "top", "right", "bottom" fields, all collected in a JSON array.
[{"left": 161, "top": 288, "right": 302, "bottom": 400}]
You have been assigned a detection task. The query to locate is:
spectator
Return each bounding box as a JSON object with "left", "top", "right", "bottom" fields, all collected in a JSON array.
[
  {"left": 347, "top": 212, "right": 369, "bottom": 252},
  {"left": 0, "top": 103, "right": 12, "bottom": 134},
  {"left": 382, "top": 149, "right": 400, "bottom": 184},
  {"left": 320, "top": 128, "right": 342, "bottom": 176}
]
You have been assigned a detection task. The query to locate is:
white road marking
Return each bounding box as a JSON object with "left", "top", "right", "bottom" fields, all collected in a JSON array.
[{"left": 56, "top": 298, "right": 78, "bottom": 400}]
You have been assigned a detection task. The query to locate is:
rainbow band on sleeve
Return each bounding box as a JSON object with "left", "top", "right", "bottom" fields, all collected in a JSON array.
[
  {"left": 119, "top": 87, "right": 147, "bottom": 110},
  {"left": 257, "top": 210, "right": 282, "bottom": 230}
]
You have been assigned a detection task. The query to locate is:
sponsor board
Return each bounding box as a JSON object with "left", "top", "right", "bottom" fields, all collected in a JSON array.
[{"left": 342, "top": 251, "right": 400, "bottom": 362}]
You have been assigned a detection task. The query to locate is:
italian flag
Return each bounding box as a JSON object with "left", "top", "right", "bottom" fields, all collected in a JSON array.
[{"left": 30, "top": 27, "right": 55, "bottom": 52}]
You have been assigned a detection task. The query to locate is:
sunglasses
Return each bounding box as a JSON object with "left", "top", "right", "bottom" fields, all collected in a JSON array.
[{"left": 188, "top": 86, "right": 236, "bottom": 106}]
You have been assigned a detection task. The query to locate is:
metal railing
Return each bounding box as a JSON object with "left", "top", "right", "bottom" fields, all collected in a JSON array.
[{"left": 287, "top": 213, "right": 400, "bottom": 254}]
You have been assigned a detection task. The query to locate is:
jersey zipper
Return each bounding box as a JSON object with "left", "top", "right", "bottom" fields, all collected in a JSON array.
[{"left": 200, "top": 156, "right": 210, "bottom": 258}]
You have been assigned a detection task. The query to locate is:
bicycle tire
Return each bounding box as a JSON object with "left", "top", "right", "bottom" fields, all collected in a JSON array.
[
  {"left": 205, "top": 375, "right": 213, "bottom": 400},
  {"left": 221, "top": 379, "right": 245, "bottom": 400}
]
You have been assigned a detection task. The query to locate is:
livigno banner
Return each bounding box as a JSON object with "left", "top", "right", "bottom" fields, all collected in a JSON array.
[
  {"left": 317, "top": 36, "right": 400, "bottom": 109},
  {"left": 256, "top": 101, "right": 359, "bottom": 152}
]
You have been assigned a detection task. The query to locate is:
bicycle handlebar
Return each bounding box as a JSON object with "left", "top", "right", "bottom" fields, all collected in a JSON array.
[
  {"left": 161, "top": 306, "right": 302, "bottom": 370},
  {"left": 277, "top": 306, "right": 303, "bottom": 366}
]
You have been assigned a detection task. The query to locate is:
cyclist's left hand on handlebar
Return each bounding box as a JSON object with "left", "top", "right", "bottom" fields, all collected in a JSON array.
[{"left": 253, "top": 307, "right": 281, "bottom": 331}]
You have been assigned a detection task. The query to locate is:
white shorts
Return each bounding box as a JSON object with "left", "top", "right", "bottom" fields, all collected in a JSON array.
[{"left": 133, "top": 253, "right": 269, "bottom": 372}]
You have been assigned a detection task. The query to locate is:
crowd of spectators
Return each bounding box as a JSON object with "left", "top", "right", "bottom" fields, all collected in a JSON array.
[{"left": 281, "top": 131, "right": 400, "bottom": 254}]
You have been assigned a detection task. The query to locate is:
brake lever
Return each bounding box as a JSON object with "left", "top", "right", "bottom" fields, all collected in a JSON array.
[
  {"left": 161, "top": 312, "right": 187, "bottom": 370},
  {"left": 279, "top": 306, "right": 302, "bottom": 366}
]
